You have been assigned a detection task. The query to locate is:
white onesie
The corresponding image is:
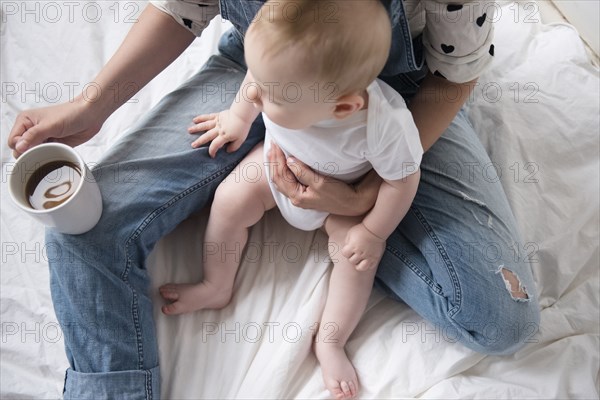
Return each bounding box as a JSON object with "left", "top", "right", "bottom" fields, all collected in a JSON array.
[{"left": 263, "top": 79, "right": 423, "bottom": 231}]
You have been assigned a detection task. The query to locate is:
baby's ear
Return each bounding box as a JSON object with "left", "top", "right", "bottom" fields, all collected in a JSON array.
[{"left": 333, "top": 93, "right": 365, "bottom": 119}]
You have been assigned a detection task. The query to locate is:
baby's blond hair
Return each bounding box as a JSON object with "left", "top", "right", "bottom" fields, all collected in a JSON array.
[{"left": 247, "top": 0, "right": 392, "bottom": 97}]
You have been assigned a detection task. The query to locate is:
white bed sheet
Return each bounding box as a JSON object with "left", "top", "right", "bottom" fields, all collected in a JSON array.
[{"left": 1, "top": 1, "right": 598, "bottom": 398}]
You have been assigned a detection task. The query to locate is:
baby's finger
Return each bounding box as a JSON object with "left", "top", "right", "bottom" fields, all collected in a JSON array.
[
  {"left": 226, "top": 137, "right": 244, "bottom": 153},
  {"left": 208, "top": 135, "right": 229, "bottom": 158},
  {"left": 192, "top": 113, "right": 218, "bottom": 124},
  {"left": 341, "top": 244, "right": 354, "bottom": 259},
  {"left": 189, "top": 119, "right": 217, "bottom": 134},
  {"left": 348, "top": 253, "right": 362, "bottom": 265},
  {"left": 191, "top": 129, "right": 218, "bottom": 148},
  {"left": 356, "top": 259, "right": 371, "bottom": 271}
]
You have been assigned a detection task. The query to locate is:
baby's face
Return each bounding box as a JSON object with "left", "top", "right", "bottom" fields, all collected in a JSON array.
[{"left": 245, "top": 33, "right": 337, "bottom": 130}]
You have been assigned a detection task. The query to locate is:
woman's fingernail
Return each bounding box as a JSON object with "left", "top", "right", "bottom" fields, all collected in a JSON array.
[
  {"left": 287, "top": 157, "right": 296, "bottom": 164},
  {"left": 16, "top": 140, "right": 27, "bottom": 152}
]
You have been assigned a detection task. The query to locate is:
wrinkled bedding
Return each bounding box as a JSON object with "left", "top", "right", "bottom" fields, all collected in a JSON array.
[{"left": 1, "top": 1, "right": 598, "bottom": 398}]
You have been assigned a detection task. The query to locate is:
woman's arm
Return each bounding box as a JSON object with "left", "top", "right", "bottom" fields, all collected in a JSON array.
[
  {"left": 409, "top": 72, "right": 478, "bottom": 151},
  {"left": 8, "top": 4, "right": 197, "bottom": 156},
  {"left": 89, "top": 4, "right": 197, "bottom": 120}
]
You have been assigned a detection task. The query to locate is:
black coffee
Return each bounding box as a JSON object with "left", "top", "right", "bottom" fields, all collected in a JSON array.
[{"left": 25, "top": 161, "right": 82, "bottom": 210}]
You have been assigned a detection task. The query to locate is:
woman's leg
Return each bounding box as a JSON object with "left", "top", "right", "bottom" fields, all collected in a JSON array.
[
  {"left": 159, "top": 144, "right": 276, "bottom": 314},
  {"left": 376, "top": 109, "right": 540, "bottom": 355},
  {"left": 45, "top": 54, "right": 262, "bottom": 399}
]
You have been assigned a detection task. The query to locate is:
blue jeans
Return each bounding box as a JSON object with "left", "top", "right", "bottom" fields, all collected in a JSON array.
[{"left": 46, "top": 29, "right": 540, "bottom": 400}]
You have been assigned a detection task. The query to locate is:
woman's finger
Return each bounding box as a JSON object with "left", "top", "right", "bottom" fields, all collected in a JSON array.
[
  {"left": 268, "top": 142, "right": 317, "bottom": 209},
  {"left": 270, "top": 143, "right": 297, "bottom": 185},
  {"left": 15, "top": 125, "right": 52, "bottom": 155},
  {"left": 285, "top": 156, "right": 320, "bottom": 187},
  {"left": 268, "top": 143, "right": 285, "bottom": 187},
  {"left": 8, "top": 114, "right": 35, "bottom": 150}
]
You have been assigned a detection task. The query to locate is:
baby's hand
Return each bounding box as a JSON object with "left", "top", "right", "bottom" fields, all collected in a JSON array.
[
  {"left": 341, "top": 223, "right": 386, "bottom": 271},
  {"left": 189, "top": 110, "right": 250, "bottom": 157}
]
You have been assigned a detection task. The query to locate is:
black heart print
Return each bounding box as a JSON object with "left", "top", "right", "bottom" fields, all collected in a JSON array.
[
  {"left": 476, "top": 13, "right": 487, "bottom": 27},
  {"left": 447, "top": 4, "right": 463, "bottom": 12},
  {"left": 441, "top": 44, "right": 455, "bottom": 54}
]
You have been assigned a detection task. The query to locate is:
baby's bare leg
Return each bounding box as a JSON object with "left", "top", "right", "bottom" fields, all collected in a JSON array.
[
  {"left": 160, "top": 144, "right": 275, "bottom": 314},
  {"left": 315, "top": 215, "right": 378, "bottom": 399}
]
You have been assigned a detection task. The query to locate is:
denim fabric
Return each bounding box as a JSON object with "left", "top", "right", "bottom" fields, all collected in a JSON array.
[
  {"left": 375, "top": 109, "right": 539, "bottom": 354},
  {"left": 47, "top": 1, "right": 539, "bottom": 398},
  {"left": 48, "top": 53, "right": 266, "bottom": 399}
]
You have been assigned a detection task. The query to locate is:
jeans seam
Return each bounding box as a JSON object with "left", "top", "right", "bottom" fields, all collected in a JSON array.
[
  {"left": 120, "top": 161, "right": 236, "bottom": 371},
  {"left": 385, "top": 210, "right": 444, "bottom": 296},
  {"left": 145, "top": 369, "right": 152, "bottom": 400},
  {"left": 395, "top": 0, "right": 418, "bottom": 71},
  {"left": 411, "top": 207, "right": 463, "bottom": 317},
  {"left": 386, "top": 242, "right": 445, "bottom": 296},
  {"left": 219, "top": 0, "right": 228, "bottom": 20},
  {"left": 131, "top": 288, "right": 143, "bottom": 369}
]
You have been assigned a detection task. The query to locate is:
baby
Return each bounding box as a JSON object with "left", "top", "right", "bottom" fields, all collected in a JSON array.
[{"left": 160, "top": 0, "right": 423, "bottom": 398}]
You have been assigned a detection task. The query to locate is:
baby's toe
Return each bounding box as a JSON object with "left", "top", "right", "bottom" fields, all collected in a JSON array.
[
  {"left": 348, "top": 380, "right": 357, "bottom": 398},
  {"left": 162, "top": 301, "right": 184, "bottom": 315},
  {"left": 160, "top": 290, "right": 179, "bottom": 301},
  {"left": 340, "top": 381, "right": 354, "bottom": 398},
  {"left": 326, "top": 380, "right": 345, "bottom": 400}
]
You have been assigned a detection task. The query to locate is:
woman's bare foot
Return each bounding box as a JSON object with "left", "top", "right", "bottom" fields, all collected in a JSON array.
[
  {"left": 159, "top": 281, "right": 232, "bottom": 315},
  {"left": 314, "top": 341, "right": 359, "bottom": 399}
]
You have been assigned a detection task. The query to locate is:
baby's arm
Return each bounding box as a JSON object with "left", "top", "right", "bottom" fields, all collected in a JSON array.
[
  {"left": 341, "top": 170, "right": 421, "bottom": 271},
  {"left": 190, "top": 71, "right": 261, "bottom": 157}
]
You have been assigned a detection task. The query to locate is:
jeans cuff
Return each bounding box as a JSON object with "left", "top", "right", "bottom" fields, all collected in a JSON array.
[{"left": 64, "top": 366, "right": 160, "bottom": 400}]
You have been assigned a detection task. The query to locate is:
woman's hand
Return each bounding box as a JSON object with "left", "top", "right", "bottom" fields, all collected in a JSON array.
[
  {"left": 267, "top": 142, "right": 382, "bottom": 216},
  {"left": 8, "top": 5, "right": 199, "bottom": 159},
  {"left": 8, "top": 98, "right": 104, "bottom": 158}
]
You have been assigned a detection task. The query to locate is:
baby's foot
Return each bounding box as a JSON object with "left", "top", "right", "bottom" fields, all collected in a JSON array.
[
  {"left": 314, "top": 341, "right": 359, "bottom": 399},
  {"left": 159, "top": 281, "right": 232, "bottom": 315}
]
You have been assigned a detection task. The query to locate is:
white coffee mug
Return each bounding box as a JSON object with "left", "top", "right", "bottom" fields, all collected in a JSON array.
[{"left": 8, "top": 143, "right": 103, "bottom": 234}]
